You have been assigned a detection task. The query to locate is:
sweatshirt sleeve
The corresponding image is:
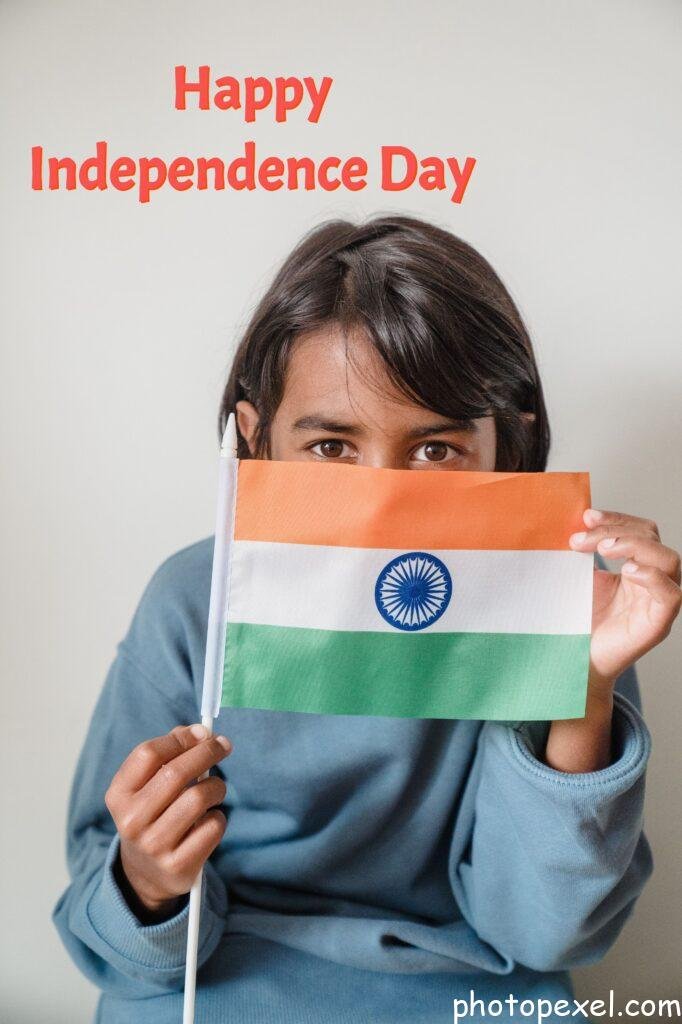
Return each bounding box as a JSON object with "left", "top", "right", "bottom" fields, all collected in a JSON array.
[
  {"left": 52, "top": 548, "right": 228, "bottom": 997},
  {"left": 448, "top": 661, "right": 653, "bottom": 973}
]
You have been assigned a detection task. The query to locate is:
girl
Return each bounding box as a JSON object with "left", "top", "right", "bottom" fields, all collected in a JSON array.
[{"left": 54, "top": 215, "right": 680, "bottom": 1023}]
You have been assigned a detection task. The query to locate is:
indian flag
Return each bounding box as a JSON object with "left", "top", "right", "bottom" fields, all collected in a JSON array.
[{"left": 219, "top": 461, "right": 593, "bottom": 721}]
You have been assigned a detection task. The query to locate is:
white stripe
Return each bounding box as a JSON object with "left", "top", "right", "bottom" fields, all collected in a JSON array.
[{"left": 226, "top": 541, "right": 593, "bottom": 635}]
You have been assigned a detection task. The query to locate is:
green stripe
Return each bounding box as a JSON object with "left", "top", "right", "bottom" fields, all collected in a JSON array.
[{"left": 222, "top": 623, "right": 589, "bottom": 720}]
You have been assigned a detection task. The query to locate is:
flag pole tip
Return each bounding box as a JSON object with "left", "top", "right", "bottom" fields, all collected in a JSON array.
[{"left": 220, "top": 413, "right": 238, "bottom": 456}]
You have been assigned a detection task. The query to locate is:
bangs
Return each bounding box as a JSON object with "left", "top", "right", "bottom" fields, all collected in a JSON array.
[{"left": 334, "top": 237, "right": 531, "bottom": 425}]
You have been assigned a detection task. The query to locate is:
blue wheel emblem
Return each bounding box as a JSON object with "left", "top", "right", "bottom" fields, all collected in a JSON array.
[{"left": 375, "top": 551, "right": 452, "bottom": 631}]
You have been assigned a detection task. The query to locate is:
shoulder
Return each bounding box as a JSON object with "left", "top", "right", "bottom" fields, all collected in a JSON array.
[
  {"left": 120, "top": 536, "right": 215, "bottom": 692},
  {"left": 142, "top": 536, "right": 215, "bottom": 607}
]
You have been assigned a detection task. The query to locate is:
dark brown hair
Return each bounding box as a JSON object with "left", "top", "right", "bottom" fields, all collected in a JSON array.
[{"left": 219, "top": 214, "right": 550, "bottom": 470}]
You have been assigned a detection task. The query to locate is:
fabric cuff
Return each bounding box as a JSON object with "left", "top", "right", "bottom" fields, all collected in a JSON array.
[
  {"left": 500, "top": 690, "right": 651, "bottom": 797},
  {"left": 86, "top": 834, "right": 227, "bottom": 974}
]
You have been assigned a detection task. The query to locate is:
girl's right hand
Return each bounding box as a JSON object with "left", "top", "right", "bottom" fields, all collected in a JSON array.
[{"left": 105, "top": 724, "right": 232, "bottom": 920}]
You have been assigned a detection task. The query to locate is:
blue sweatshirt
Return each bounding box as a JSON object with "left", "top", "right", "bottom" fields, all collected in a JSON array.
[{"left": 53, "top": 538, "right": 653, "bottom": 1024}]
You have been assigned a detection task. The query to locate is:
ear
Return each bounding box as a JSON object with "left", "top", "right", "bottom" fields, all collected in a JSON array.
[
  {"left": 520, "top": 411, "right": 536, "bottom": 424},
  {"left": 235, "top": 400, "right": 260, "bottom": 456}
]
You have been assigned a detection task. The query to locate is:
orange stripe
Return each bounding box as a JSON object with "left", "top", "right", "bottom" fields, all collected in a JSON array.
[{"left": 234, "top": 460, "right": 590, "bottom": 550}]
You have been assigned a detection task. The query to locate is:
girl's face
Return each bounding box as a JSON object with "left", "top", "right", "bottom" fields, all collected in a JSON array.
[{"left": 236, "top": 324, "right": 496, "bottom": 471}]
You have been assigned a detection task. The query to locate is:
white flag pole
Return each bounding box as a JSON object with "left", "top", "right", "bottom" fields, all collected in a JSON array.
[{"left": 183, "top": 412, "right": 238, "bottom": 1024}]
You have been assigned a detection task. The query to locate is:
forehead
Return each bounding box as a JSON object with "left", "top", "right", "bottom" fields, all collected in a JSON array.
[
  {"left": 271, "top": 323, "right": 496, "bottom": 451},
  {"left": 280, "top": 325, "right": 417, "bottom": 418}
]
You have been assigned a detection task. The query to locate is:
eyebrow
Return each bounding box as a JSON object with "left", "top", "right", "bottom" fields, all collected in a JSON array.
[
  {"left": 291, "top": 415, "right": 477, "bottom": 437},
  {"left": 404, "top": 420, "right": 478, "bottom": 440}
]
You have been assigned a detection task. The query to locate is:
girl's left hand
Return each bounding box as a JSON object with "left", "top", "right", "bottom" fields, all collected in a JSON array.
[{"left": 569, "top": 508, "right": 681, "bottom": 697}]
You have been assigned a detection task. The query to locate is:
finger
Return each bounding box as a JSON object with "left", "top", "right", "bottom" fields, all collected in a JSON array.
[
  {"left": 596, "top": 535, "right": 681, "bottom": 584},
  {"left": 113, "top": 724, "right": 209, "bottom": 795},
  {"left": 621, "top": 562, "right": 682, "bottom": 613},
  {"left": 137, "top": 734, "right": 232, "bottom": 824},
  {"left": 146, "top": 776, "right": 227, "bottom": 852},
  {"left": 569, "top": 522, "right": 660, "bottom": 552},
  {"left": 582, "top": 508, "right": 660, "bottom": 538},
  {"left": 167, "top": 809, "right": 227, "bottom": 888}
]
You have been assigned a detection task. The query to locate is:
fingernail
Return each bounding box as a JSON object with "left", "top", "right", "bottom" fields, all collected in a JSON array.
[
  {"left": 215, "top": 735, "right": 232, "bottom": 752},
  {"left": 586, "top": 508, "right": 603, "bottom": 522},
  {"left": 622, "top": 561, "right": 639, "bottom": 574},
  {"left": 190, "top": 724, "right": 207, "bottom": 739},
  {"left": 570, "top": 532, "right": 587, "bottom": 546},
  {"left": 600, "top": 537, "right": 617, "bottom": 549}
]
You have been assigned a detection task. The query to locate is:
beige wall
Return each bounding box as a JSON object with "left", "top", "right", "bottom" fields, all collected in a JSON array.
[{"left": 1, "top": 1, "right": 680, "bottom": 1020}]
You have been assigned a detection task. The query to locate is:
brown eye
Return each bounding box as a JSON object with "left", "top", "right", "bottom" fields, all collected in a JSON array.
[
  {"left": 321, "top": 440, "right": 344, "bottom": 458},
  {"left": 423, "top": 442, "right": 449, "bottom": 462},
  {"left": 411, "top": 441, "right": 462, "bottom": 465},
  {"left": 311, "top": 439, "right": 350, "bottom": 459}
]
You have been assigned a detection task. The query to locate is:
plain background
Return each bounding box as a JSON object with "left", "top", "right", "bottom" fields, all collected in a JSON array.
[{"left": 1, "top": 1, "right": 680, "bottom": 1021}]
